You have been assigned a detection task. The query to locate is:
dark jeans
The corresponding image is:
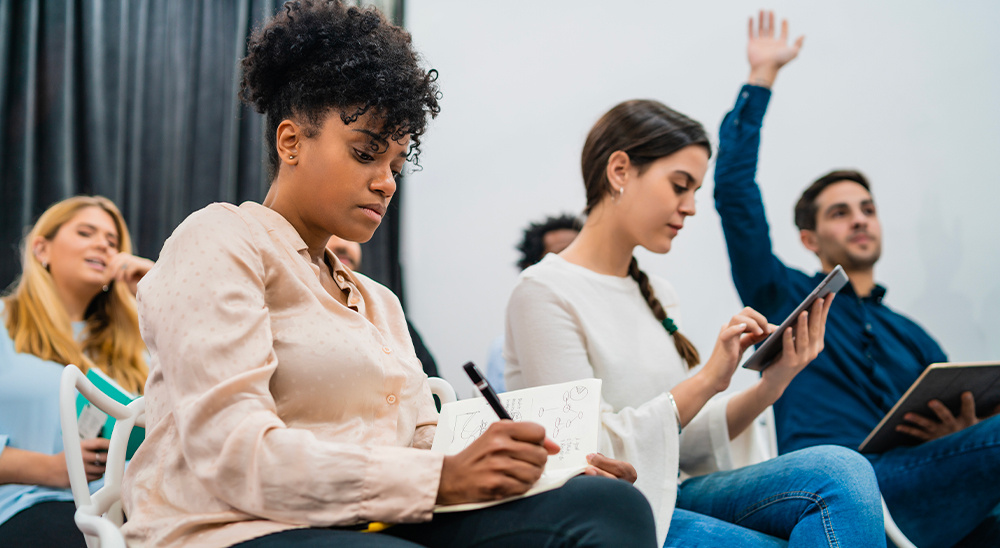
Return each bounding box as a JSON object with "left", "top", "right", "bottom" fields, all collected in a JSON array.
[
  {"left": 232, "top": 476, "right": 656, "bottom": 548},
  {"left": 0, "top": 501, "right": 87, "bottom": 548},
  {"left": 867, "top": 414, "right": 1000, "bottom": 548}
]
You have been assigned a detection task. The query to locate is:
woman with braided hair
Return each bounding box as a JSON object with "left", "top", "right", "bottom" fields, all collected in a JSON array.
[{"left": 504, "top": 99, "right": 886, "bottom": 546}]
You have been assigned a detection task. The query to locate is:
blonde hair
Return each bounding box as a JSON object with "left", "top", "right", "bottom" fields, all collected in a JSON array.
[{"left": 2, "top": 196, "right": 147, "bottom": 393}]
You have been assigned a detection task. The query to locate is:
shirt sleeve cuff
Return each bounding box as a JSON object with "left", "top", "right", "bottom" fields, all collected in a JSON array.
[
  {"left": 736, "top": 84, "right": 773, "bottom": 124},
  {"left": 360, "top": 446, "right": 444, "bottom": 523}
]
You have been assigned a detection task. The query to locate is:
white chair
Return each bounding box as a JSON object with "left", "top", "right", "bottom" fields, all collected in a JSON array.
[
  {"left": 55, "top": 371, "right": 456, "bottom": 548},
  {"left": 60, "top": 364, "right": 145, "bottom": 548},
  {"left": 427, "top": 376, "right": 458, "bottom": 407}
]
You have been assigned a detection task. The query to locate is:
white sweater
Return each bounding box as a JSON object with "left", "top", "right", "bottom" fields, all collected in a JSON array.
[{"left": 505, "top": 254, "right": 749, "bottom": 543}]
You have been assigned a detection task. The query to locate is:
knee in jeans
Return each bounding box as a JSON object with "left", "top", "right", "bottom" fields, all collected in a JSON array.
[{"left": 797, "top": 445, "right": 879, "bottom": 502}]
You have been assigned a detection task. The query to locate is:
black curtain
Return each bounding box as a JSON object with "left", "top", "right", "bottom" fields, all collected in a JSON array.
[{"left": 0, "top": 0, "right": 407, "bottom": 303}]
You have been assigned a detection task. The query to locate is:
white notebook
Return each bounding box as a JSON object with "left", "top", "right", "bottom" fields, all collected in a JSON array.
[{"left": 431, "top": 378, "right": 602, "bottom": 512}]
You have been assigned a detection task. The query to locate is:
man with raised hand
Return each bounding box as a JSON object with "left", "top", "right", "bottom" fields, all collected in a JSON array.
[{"left": 713, "top": 11, "right": 1000, "bottom": 546}]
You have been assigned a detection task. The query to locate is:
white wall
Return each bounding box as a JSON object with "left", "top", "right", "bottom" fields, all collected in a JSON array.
[{"left": 401, "top": 0, "right": 1000, "bottom": 396}]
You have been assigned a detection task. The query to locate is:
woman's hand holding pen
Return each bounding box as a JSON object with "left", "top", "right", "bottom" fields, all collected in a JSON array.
[{"left": 436, "top": 421, "right": 559, "bottom": 505}]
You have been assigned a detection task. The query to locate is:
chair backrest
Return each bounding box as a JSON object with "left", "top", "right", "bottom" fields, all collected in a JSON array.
[
  {"left": 59, "top": 364, "right": 144, "bottom": 548},
  {"left": 427, "top": 376, "right": 457, "bottom": 407}
]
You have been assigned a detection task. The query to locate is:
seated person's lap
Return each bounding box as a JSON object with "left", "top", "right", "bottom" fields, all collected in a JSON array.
[{"left": 866, "top": 414, "right": 1000, "bottom": 547}]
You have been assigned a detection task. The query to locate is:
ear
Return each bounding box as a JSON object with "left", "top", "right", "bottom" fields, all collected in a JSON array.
[
  {"left": 276, "top": 120, "right": 303, "bottom": 166},
  {"left": 606, "top": 150, "right": 632, "bottom": 193},
  {"left": 32, "top": 236, "right": 50, "bottom": 266},
  {"left": 799, "top": 229, "right": 820, "bottom": 254}
]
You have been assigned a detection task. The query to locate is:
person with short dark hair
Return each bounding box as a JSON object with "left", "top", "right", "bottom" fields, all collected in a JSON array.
[
  {"left": 515, "top": 214, "right": 583, "bottom": 271},
  {"left": 714, "top": 11, "right": 1000, "bottom": 546},
  {"left": 121, "top": 2, "right": 656, "bottom": 547}
]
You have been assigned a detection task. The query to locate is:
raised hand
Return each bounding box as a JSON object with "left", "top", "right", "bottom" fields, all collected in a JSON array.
[
  {"left": 436, "top": 420, "right": 559, "bottom": 505},
  {"left": 747, "top": 10, "right": 804, "bottom": 88}
]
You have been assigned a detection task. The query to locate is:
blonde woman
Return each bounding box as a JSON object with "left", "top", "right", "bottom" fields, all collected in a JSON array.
[{"left": 0, "top": 195, "right": 151, "bottom": 547}]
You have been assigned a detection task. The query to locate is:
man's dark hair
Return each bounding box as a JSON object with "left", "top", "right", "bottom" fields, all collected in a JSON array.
[
  {"left": 794, "top": 169, "right": 872, "bottom": 231},
  {"left": 239, "top": 0, "right": 441, "bottom": 180},
  {"left": 516, "top": 214, "right": 582, "bottom": 271}
]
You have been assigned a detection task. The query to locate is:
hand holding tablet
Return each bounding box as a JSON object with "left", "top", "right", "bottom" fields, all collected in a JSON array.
[{"left": 742, "top": 265, "right": 849, "bottom": 371}]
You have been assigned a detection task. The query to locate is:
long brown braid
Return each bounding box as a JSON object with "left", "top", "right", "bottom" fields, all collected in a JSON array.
[
  {"left": 580, "top": 99, "right": 710, "bottom": 369},
  {"left": 628, "top": 257, "right": 701, "bottom": 369}
]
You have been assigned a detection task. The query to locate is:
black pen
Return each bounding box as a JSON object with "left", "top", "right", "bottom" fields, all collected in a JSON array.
[{"left": 462, "top": 362, "right": 512, "bottom": 420}]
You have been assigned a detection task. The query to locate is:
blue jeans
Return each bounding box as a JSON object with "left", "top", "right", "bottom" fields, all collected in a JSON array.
[
  {"left": 667, "top": 445, "right": 884, "bottom": 548},
  {"left": 867, "top": 414, "right": 1000, "bottom": 548}
]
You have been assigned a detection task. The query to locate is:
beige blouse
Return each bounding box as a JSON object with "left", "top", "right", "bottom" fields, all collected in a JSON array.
[{"left": 121, "top": 202, "right": 442, "bottom": 548}]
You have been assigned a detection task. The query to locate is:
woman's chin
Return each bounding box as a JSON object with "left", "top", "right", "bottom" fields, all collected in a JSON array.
[{"left": 642, "top": 240, "right": 674, "bottom": 255}]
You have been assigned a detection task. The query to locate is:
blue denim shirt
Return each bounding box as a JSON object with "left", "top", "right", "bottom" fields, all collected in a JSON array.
[{"left": 714, "top": 85, "right": 948, "bottom": 453}]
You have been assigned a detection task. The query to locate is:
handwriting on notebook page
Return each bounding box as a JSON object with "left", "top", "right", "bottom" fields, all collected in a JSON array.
[{"left": 432, "top": 378, "right": 602, "bottom": 467}]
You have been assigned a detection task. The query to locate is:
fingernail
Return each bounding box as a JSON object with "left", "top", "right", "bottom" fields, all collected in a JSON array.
[{"left": 586, "top": 453, "right": 595, "bottom": 460}]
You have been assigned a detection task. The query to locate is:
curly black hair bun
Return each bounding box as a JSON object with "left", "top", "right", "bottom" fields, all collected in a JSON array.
[{"left": 240, "top": 0, "right": 441, "bottom": 178}]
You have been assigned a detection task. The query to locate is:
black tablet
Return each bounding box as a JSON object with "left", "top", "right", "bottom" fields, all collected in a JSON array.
[{"left": 741, "top": 265, "right": 849, "bottom": 371}]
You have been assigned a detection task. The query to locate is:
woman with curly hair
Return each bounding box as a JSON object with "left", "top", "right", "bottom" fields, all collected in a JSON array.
[
  {"left": 120, "top": 2, "right": 656, "bottom": 547},
  {"left": 0, "top": 195, "right": 151, "bottom": 547}
]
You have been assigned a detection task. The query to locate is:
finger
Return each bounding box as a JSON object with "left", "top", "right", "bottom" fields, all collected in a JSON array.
[
  {"left": 81, "top": 438, "right": 111, "bottom": 451},
  {"left": 730, "top": 315, "right": 761, "bottom": 337},
  {"left": 927, "top": 400, "right": 956, "bottom": 424},
  {"left": 740, "top": 307, "right": 769, "bottom": 332},
  {"left": 542, "top": 436, "right": 560, "bottom": 455},
  {"left": 808, "top": 298, "right": 825, "bottom": 341},
  {"left": 748, "top": 16, "right": 754, "bottom": 40},
  {"left": 780, "top": 325, "right": 795, "bottom": 359},
  {"left": 496, "top": 420, "right": 547, "bottom": 445},
  {"left": 584, "top": 466, "right": 617, "bottom": 480},
  {"left": 895, "top": 423, "right": 932, "bottom": 441},
  {"left": 780, "top": 18, "right": 789, "bottom": 42},
  {"left": 495, "top": 457, "right": 545, "bottom": 487},
  {"left": 902, "top": 412, "right": 938, "bottom": 430},
  {"left": 794, "top": 35, "right": 805, "bottom": 52},
  {"left": 758, "top": 10, "right": 764, "bottom": 38},
  {"left": 767, "top": 11, "right": 775, "bottom": 38},
  {"left": 794, "top": 310, "right": 810, "bottom": 355},
  {"left": 587, "top": 453, "right": 637, "bottom": 482},
  {"left": 720, "top": 322, "right": 748, "bottom": 342},
  {"left": 960, "top": 392, "right": 977, "bottom": 420}
]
